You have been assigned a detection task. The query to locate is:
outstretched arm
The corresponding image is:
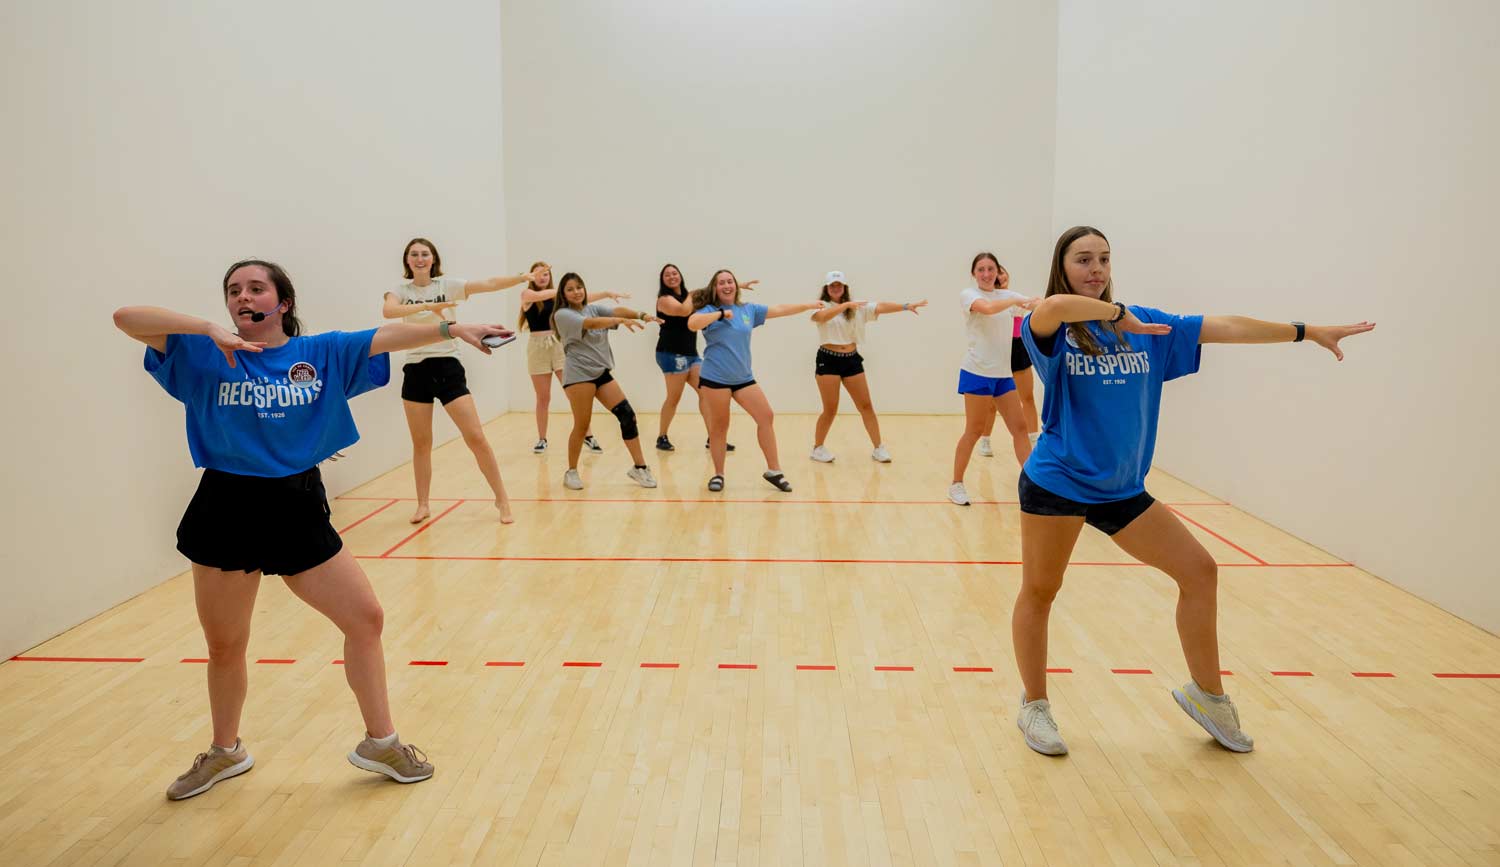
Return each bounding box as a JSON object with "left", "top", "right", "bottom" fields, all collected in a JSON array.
[
  {"left": 1028, "top": 295, "right": 1171, "bottom": 339},
  {"left": 767, "top": 301, "right": 825, "bottom": 319},
  {"left": 874, "top": 300, "right": 927, "bottom": 316},
  {"left": 467, "top": 264, "right": 551, "bottom": 297},
  {"left": 811, "top": 301, "right": 860, "bottom": 323},
  {"left": 1200, "top": 316, "right": 1375, "bottom": 361},
  {"left": 113, "top": 306, "right": 266, "bottom": 366},
  {"left": 382, "top": 292, "right": 455, "bottom": 320},
  {"left": 369, "top": 321, "right": 514, "bottom": 357},
  {"left": 969, "top": 294, "right": 1038, "bottom": 316}
]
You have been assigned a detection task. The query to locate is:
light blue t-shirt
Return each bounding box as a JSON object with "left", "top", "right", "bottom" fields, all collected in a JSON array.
[
  {"left": 145, "top": 329, "right": 391, "bottom": 477},
  {"left": 700, "top": 303, "right": 768, "bottom": 385},
  {"left": 1021, "top": 307, "right": 1202, "bottom": 502}
]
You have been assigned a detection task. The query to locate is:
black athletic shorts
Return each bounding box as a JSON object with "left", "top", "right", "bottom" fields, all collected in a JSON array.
[
  {"left": 1017, "top": 470, "right": 1154, "bottom": 536},
  {"left": 401, "top": 356, "right": 470, "bottom": 405},
  {"left": 814, "top": 348, "right": 865, "bottom": 378},
  {"left": 1011, "top": 338, "right": 1034, "bottom": 373},
  {"left": 564, "top": 370, "right": 615, "bottom": 389},
  {"left": 699, "top": 377, "right": 756, "bottom": 392},
  {"left": 177, "top": 467, "right": 343, "bottom": 576}
]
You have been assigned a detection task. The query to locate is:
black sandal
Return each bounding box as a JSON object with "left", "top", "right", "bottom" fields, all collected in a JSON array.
[
  {"left": 708, "top": 474, "right": 725, "bottom": 492},
  {"left": 762, "top": 471, "right": 792, "bottom": 493}
]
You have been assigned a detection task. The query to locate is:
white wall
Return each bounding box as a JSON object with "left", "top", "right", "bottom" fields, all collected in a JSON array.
[
  {"left": 0, "top": 0, "right": 511, "bottom": 660},
  {"left": 1053, "top": 1, "right": 1500, "bottom": 632},
  {"left": 499, "top": 0, "right": 1059, "bottom": 415}
]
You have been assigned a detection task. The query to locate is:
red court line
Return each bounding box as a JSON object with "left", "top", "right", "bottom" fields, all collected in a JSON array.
[
  {"left": 1353, "top": 672, "right": 1395, "bottom": 678},
  {"left": 409, "top": 660, "right": 447, "bottom": 666},
  {"left": 719, "top": 663, "right": 758, "bottom": 670},
  {"left": 486, "top": 661, "right": 525, "bottom": 667},
  {"left": 875, "top": 665, "right": 915, "bottom": 672},
  {"left": 338, "top": 498, "right": 400, "bottom": 534},
  {"left": 339, "top": 495, "right": 1228, "bottom": 507},
  {"left": 954, "top": 666, "right": 993, "bottom": 673},
  {"left": 1112, "top": 668, "right": 1153, "bottom": 675},
  {"left": 10, "top": 656, "right": 144, "bottom": 663},
  {"left": 641, "top": 662, "right": 680, "bottom": 669},
  {"left": 181, "top": 658, "right": 209, "bottom": 663},
  {"left": 1047, "top": 667, "right": 1073, "bottom": 673},
  {"left": 1434, "top": 673, "right": 1500, "bottom": 679},
  {"left": 256, "top": 658, "right": 296, "bottom": 664},
  {"left": 563, "top": 661, "right": 602, "bottom": 668},
  {"left": 332, "top": 659, "right": 345, "bottom": 665},
  {"left": 1271, "top": 671, "right": 1315, "bottom": 677},
  {"left": 1221, "top": 670, "right": 1234, "bottom": 675},
  {"left": 362, "top": 554, "right": 1353, "bottom": 568},
  {"left": 380, "top": 500, "right": 465, "bottom": 558},
  {"left": 797, "top": 665, "right": 836, "bottom": 671},
  {"left": 1167, "top": 507, "right": 1268, "bottom": 565}
]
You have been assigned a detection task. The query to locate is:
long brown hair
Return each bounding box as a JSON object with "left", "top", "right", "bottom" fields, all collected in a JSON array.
[
  {"left": 819, "top": 279, "right": 856, "bottom": 320},
  {"left": 548, "top": 272, "right": 587, "bottom": 334},
  {"left": 1046, "top": 226, "right": 1125, "bottom": 357},
  {"left": 518, "top": 260, "right": 551, "bottom": 332},
  {"left": 402, "top": 238, "right": 442, "bottom": 279},
  {"left": 691, "top": 269, "right": 740, "bottom": 310},
  {"left": 222, "top": 259, "right": 302, "bottom": 337}
]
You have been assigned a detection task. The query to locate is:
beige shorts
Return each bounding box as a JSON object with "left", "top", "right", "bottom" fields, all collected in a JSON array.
[{"left": 526, "top": 331, "right": 565, "bottom": 375}]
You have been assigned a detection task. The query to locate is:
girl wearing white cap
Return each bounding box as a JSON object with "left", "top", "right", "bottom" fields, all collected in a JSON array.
[{"left": 808, "top": 270, "right": 927, "bottom": 463}]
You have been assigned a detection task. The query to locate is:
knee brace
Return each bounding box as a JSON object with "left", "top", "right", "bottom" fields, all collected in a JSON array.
[{"left": 611, "top": 399, "right": 639, "bottom": 441}]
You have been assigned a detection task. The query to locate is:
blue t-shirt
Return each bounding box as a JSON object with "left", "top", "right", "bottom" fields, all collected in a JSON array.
[
  {"left": 700, "top": 303, "right": 768, "bottom": 385},
  {"left": 1021, "top": 306, "right": 1202, "bottom": 502},
  {"left": 145, "top": 329, "right": 391, "bottom": 478}
]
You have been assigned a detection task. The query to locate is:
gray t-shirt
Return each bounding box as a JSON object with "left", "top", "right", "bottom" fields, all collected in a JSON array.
[{"left": 554, "top": 303, "right": 617, "bottom": 385}]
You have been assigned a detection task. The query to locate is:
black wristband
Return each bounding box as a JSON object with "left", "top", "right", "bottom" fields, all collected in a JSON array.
[
  {"left": 1292, "top": 321, "right": 1305, "bottom": 342},
  {"left": 1109, "top": 302, "right": 1127, "bottom": 323},
  {"left": 719, "top": 309, "right": 727, "bottom": 320}
]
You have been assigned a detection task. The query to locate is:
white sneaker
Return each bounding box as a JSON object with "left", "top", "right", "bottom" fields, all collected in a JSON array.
[
  {"left": 810, "top": 445, "right": 835, "bottom": 463},
  {"left": 563, "top": 468, "right": 583, "bottom": 490},
  {"left": 532, "top": 438, "right": 547, "bottom": 454},
  {"left": 583, "top": 435, "right": 603, "bottom": 454},
  {"left": 948, "top": 482, "right": 970, "bottom": 506},
  {"left": 1017, "top": 693, "right": 1068, "bottom": 756},
  {"left": 1172, "top": 681, "right": 1254, "bottom": 752},
  {"left": 626, "top": 466, "right": 657, "bottom": 488},
  {"left": 978, "top": 436, "right": 994, "bottom": 457},
  {"left": 871, "top": 445, "right": 891, "bottom": 463}
]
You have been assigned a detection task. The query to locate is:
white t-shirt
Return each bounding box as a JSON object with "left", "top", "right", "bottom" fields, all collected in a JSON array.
[
  {"left": 958, "top": 286, "right": 1027, "bottom": 378},
  {"left": 390, "top": 276, "right": 468, "bottom": 361},
  {"left": 816, "top": 302, "right": 879, "bottom": 345}
]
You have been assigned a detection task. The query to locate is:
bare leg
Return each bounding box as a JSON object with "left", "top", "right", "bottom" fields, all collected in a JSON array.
[
  {"left": 842, "top": 373, "right": 882, "bottom": 447},
  {"left": 192, "top": 564, "right": 261, "bottom": 747},
  {"left": 813, "top": 374, "right": 841, "bottom": 447},
  {"left": 441, "top": 394, "right": 512, "bottom": 523},
  {"left": 702, "top": 385, "right": 732, "bottom": 476},
  {"left": 284, "top": 550, "right": 394, "bottom": 737},
  {"left": 593, "top": 379, "right": 646, "bottom": 466},
  {"left": 732, "top": 384, "right": 781, "bottom": 472},
  {"left": 402, "top": 400, "right": 435, "bottom": 523},
  {"left": 1012, "top": 514, "right": 1085, "bottom": 702},
  {"left": 952, "top": 393, "right": 994, "bottom": 483},
  {"left": 994, "top": 391, "right": 1032, "bottom": 466}
]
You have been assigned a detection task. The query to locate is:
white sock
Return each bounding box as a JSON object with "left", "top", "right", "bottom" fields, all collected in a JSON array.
[
  {"left": 371, "top": 731, "right": 399, "bottom": 747},
  {"left": 211, "top": 739, "right": 238, "bottom": 752}
]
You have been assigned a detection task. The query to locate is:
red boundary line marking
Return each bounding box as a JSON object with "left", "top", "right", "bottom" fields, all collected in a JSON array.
[
  {"left": 1221, "top": 670, "right": 1234, "bottom": 675},
  {"left": 1046, "top": 667, "right": 1073, "bottom": 673},
  {"left": 1352, "top": 672, "right": 1395, "bottom": 678},
  {"left": 10, "top": 655, "right": 144, "bottom": 663},
  {"left": 256, "top": 658, "right": 296, "bottom": 664},
  {"left": 796, "top": 664, "right": 836, "bottom": 671},
  {"left": 1167, "top": 506, "right": 1268, "bottom": 565},
  {"left": 563, "top": 661, "right": 602, "bottom": 668},
  {"left": 360, "top": 554, "right": 1353, "bottom": 568},
  {"left": 332, "top": 659, "right": 345, "bottom": 665},
  {"left": 874, "top": 665, "right": 915, "bottom": 672},
  {"left": 640, "top": 662, "right": 680, "bottom": 669},
  {"left": 953, "top": 666, "right": 993, "bottom": 673},
  {"left": 181, "top": 658, "right": 209, "bottom": 663},
  {"left": 338, "top": 498, "right": 400, "bottom": 534},
  {"left": 339, "top": 495, "right": 1229, "bottom": 507},
  {"left": 719, "top": 663, "right": 758, "bottom": 670},
  {"left": 1111, "top": 668, "right": 1153, "bottom": 674},
  {"left": 380, "top": 500, "right": 465, "bottom": 558},
  {"left": 1434, "top": 673, "right": 1500, "bottom": 679},
  {"left": 1271, "top": 671, "right": 1315, "bottom": 677},
  {"left": 485, "top": 661, "right": 524, "bottom": 667},
  {"left": 409, "top": 660, "right": 447, "bottom": 666}
]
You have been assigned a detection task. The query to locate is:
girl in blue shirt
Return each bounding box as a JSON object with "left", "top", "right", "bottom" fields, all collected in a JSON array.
[
  {"left": 114, "top": 259, "right": 514, "bottom": 800},
  {"left": 687, "top": 269, "right": 824, "bottom": 492},
  {"left": 1011, "top": 226, "right": 1375, "bottom": 758}
]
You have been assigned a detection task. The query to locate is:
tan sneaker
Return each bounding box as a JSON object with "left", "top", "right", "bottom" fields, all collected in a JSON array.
[
  {"left": 347, "top": 735, "right": 434, "bottom": 783},
  {"left": 165, "top": 739, "right": 254, "bottom": 800}
]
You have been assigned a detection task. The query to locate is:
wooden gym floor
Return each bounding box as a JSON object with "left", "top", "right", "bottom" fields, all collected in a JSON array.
[{"left": 3, "top": 414, "right": 1497, "bottom": 866}]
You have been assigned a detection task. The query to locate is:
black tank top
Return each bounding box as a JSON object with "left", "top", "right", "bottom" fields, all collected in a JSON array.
[
  {"left": 655, "top": 288, "right": 698, "bottom": 356},
  {"left": 524, "top": 296, "right": 555, "bottom": 333}
]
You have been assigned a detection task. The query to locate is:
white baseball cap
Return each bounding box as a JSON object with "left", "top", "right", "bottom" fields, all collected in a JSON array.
[{"left": 823, "top": 270, "right": 847, "bottom": 286}]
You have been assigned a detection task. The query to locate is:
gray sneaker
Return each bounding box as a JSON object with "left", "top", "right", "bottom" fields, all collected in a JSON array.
[
  {"left": 347, "top": 735, "right": 434, "bottom": 783},
  {"left": 166, "top": 739, "right": 254, "bottom": 800},
  {"left": 1017, "top": 694, "right": 1068, "bottom": 756},
  {"left": 1172, "top": 681, "right": 1254, "bottom": 752},
  {"left": 563, "top": 468, "right": 584, "bottom": 490},
  {"left": 626, "top": 466, "right": 657, "bottom": 488}
]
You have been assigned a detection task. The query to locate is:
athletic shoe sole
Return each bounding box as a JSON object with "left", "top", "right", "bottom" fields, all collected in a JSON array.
[
  {"left": 168, "top": 755, "right": 254, "bottom": 800},
  {"left": 346, "top": 752, "right": 434, "bottom": 783}
]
